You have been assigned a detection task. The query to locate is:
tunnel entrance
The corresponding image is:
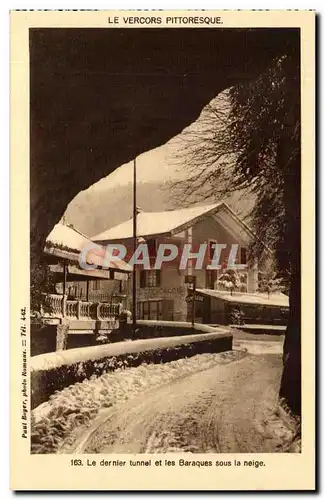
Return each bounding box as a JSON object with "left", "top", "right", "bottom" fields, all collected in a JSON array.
[{"left": 30, "top": 27, "right": 299, "bottom": 255}]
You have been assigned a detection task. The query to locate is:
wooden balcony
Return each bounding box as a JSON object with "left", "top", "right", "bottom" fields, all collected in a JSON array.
[
  {"left": 32, "top": 294, "right": 125, "bottom": 353},
  {"left": 41, "top": 293, "right": 121, "bottom": 322}
]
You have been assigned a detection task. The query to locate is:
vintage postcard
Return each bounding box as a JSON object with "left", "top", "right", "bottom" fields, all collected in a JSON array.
[{"left": 10, "top": 10, "right": 315, "bottom": 491}]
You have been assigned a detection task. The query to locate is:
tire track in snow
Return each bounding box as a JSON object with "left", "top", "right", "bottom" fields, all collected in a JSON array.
[{"left": 79, "top": 354, "right": 295, "bottom": 454}]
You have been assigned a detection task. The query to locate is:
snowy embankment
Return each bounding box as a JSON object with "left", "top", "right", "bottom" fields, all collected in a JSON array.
[
  {"left": 31, "top": 350, "right": 246, "bottom": 454},
  {"left": 31, "top": 329, "right": 232, "bottom": 408},
  {"left": 31, "top": 329, "right": 229, "bottom": 372}
]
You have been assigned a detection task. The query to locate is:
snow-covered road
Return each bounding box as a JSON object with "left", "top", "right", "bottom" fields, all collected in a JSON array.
[{"left": 73, "top": 353, "right": 295, "bottom": 454}]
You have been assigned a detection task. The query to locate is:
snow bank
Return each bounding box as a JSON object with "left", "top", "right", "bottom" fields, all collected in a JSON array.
[
  {"left": 31, "top": 329, "right": 230, "bottom": 372},
  {"left": 31, "top": 350, "right": 245, "bottom": 454},
  {"left": 31, "top": 330, "right": 233, "bottom": 409}
]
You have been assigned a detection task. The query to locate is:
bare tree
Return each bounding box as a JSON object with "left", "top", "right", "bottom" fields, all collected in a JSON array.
[{"left": 169, "top": 48, "right": 301, "bottom": 416}]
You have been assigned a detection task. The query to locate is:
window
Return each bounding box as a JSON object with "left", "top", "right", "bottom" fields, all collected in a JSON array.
[
  {"left": 140, "top": 270, "right": 161, "bottom": 288},
  {"left": 67, "top": 285, "right": 77, "bottom": 298},
  {"left": 240, "top": 248, "right": 247, "bottom": 265},
  {"left": 138, "top": 300, "right": 163, "bottom": 320},
  {"left": 150, "top": 301, "right": 158, "bottom": 317},
  {"left": 92, "top": 280, "right": 101, "bottom": 291},
  {"left": 206, "top": 270, "right": 218, "bottom": 289},
  {"left": 143, "top": 301, "right": 149, "bottom": 319}
]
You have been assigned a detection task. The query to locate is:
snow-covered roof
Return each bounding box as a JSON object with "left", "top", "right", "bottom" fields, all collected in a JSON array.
[
  {"left": 92, "top": 203, "right": 227, "bottom": 241},
  {"left": 46, "top": 223, "right": 91, "bottom": 253},
  {"left": 196, "top": 289, "right": 289, "bottom": 308},
  {"left": 45, "top": 223, "right": 132, "bottom": 273}
]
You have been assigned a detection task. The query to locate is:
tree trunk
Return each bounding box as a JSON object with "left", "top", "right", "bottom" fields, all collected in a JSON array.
[
  {"left": 279, "top": 262, "right": 301, "bottom": 416},
  {"left": 279, "top": 149, "right": 301, "bottom": 416}
]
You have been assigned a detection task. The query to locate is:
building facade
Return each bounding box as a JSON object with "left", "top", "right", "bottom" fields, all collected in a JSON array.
[{"left": 92, "top": 203, "right": 268, "bottom": 322}]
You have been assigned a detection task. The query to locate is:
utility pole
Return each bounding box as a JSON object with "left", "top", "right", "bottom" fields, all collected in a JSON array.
[
  {"left": 192, "top": 278, "right": 196, "bottom": 328},
  {"left": 185, "top": 274, "right": 196, "bottom": 329},
  {"left": 132, "top": 157, "right": 137, "bottom": 337}
]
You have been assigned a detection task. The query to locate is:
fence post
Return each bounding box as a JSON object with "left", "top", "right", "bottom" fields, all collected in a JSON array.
[
  {"left": 56, "top": 323, "right": 69, "bottom": 351},
  {"left": 97, "top": 302, "right": 101, "bottom": 320},
  {"left": 62, "top": 295, "right": 67, "bottom": 318},
  {"left": 77, "top": 300, "right": 81, "bottom": 320}
]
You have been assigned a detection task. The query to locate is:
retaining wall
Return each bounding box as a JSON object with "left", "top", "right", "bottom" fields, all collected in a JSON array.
[{"left": 31, "top": 327, "right": 232, "bottom": 408}]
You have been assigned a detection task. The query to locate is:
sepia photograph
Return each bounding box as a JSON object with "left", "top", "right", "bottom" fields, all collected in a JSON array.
[{"left": 10, "top": 10, "right": 315, "bottom": 491}]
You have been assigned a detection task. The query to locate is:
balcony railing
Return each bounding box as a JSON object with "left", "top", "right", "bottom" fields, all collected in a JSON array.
[{"left": 42, "top": 294, "right": 121, "bottom": 321}]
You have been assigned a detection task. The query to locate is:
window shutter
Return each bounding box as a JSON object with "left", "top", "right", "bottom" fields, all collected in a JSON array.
[
  {"left": 147, "top": 238, "right": 157, "bottom": 257},
  {"left": 156, "top": 270, "right": 161, "bottom": 286},
  {"left": 209, "top": 241, "right": 216, "bottom": 260},
  {"left": 241, "top": 248, "right": 247, "bottom": 265},
  {"left": 140, "top": 270, "right": 146, "bottom": 288}
]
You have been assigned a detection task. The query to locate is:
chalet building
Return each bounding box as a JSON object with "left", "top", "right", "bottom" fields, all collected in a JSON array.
[
  {"left": 45, "top": 223, "right": 131, "bottom": 307},
  {"left": 31, "top": 223, "right": 132, "bottom": 353},
  {"left": 31, "top": 223, "right": 133, "bottom": 355},
  {"left": 92, "top": 203, "right": 278, "bottom": 322}
]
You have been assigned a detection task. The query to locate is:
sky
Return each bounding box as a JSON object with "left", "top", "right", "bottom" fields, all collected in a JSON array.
[{"left": 91, "top": 138, "right": 185, "bottom": 192}]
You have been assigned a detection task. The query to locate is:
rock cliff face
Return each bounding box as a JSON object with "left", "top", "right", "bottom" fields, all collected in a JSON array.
[{"left": 30, "top": 27, "right": 297, "bottom": 257}]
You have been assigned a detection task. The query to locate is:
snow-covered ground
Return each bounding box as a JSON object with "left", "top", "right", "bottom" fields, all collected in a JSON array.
[
  {"left": 232, "top": 328, "right": 284, "bottom": 355},
  {"left": 67, "top": 353, "right": 298, "bottom": 454},
  {"left": 234, "top": 340, "right": 284, "bottom": 355},
  {"left": 31, "top": 350, "right": 245, "bottom": 454}
]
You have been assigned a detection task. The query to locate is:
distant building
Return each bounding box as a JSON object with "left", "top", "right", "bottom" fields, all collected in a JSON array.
[{"left": 92, "top": 202, "right": 279, "bottom": 322}]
